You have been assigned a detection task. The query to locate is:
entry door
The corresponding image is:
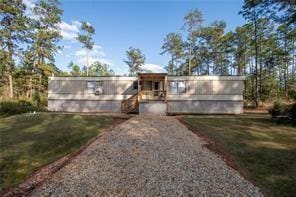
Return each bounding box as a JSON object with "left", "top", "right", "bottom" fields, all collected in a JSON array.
[{"left": 153, "top": 81, "right": 159, "bottom": 96}]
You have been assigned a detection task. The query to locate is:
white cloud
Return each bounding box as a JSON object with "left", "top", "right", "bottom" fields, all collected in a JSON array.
[
  {"left": 63, "top": 45, "right": 71, "bottom": 49},
  {"left": 77, "top": 57, "right": 113, "bottom": 66},
  {"left": 75, "top": 45, "right": 105, "bottom": 57},
  {"left": 142, "top": 64, "right": 166, "bottom": 73},
  {"left": 59, "top": 21, "right": 81, "bottom": 41},
  {"left": 75, "top": 44, "right": 111, "bottom": 66},
  {"left": 23, "top": 0, "right": 36, "bottom": 8},
  {"left": 23, "top": 0, "right": 36, "bottom": 17}
]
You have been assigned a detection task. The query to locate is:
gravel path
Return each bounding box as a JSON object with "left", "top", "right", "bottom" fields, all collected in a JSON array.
[{"left": 30, "top": 116, "right": 262, "bottom": 196}]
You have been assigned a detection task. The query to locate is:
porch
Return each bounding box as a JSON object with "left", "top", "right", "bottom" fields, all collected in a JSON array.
[
  {"left": 138, "top": 73, "right": 167, "bottom": 102},
  {"left": 121, "top": 73, "right": 168, "bottom": 115}
]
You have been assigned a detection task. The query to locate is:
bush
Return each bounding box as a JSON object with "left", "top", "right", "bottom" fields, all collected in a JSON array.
[
  {"left": 0, "top": 100, "right": 46, "bottom": 116},
  {"left": 286, "top": 103, "right": 296, "bottom": 120},
  {"left": 268, "top": 102, "right": 296, "bottom": 120},
  {"left": 268, "top": 101, "right": 283, "bottom": 118}
]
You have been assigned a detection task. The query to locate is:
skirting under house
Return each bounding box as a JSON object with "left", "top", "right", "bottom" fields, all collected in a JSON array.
[{"left": 48, "top": 74, "right": 245, "bottom": 115}]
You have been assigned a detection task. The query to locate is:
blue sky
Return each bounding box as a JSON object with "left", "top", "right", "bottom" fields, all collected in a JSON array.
[{"left": 24, "top": 0, "right": 246, "bottom": 74}]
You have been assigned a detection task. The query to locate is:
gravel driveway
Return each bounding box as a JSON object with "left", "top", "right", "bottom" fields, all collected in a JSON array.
[{"left": 30, "top": 116, "right": 262, "bottom": 196}]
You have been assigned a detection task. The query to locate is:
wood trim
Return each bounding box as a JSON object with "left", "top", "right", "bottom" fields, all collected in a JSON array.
[
  {"left": 166, "top": 95, "right": 243, "bottom": 101},
  {"left": 167, "top": 76, "right": 245, "bottom": 81},
  {"left": 48, "top": 94, "right": 134, "bottom": 100},
  {"left": 49, "top": 76, "right": 137, "bottom": 81}
]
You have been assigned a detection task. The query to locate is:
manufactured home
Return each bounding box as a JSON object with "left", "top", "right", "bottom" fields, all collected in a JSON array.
[{"left": 48, "top": 73, "right": 245, "bottom": 115}]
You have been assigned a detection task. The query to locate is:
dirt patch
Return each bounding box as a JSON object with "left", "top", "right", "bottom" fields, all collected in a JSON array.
[{"left": 1, "top": 118, "right": 127, "bottom": 197}]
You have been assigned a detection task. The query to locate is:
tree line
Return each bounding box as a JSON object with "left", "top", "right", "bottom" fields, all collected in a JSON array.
[
  {"left": 0, "top": 0, "right": 115, "bottom": 102},
  {"left": 159, "top": 0, "right": 295, "bottom": 107},
  {"left": 1, "top": 0, "right": 295, "bottom": 107}
]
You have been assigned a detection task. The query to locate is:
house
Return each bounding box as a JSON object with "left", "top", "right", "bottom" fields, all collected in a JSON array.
[{"left": 48, "top": 73, "right": 245, "bottom": 115}]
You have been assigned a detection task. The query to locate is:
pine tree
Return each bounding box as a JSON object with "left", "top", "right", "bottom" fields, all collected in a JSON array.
[
  {"left": 183, "top": 9, "right": 203, "bottom": 75},
  {"left": 124, "top": 47, "right": 145, "bottom": 76},
  {"left": 76, "top": 21, "right": 95, "bottom": 76},
  {"left": 0, "top": 0, "right": 29, "bottom": 98},
  {"left": 161, "top": 33, "right": 184, "bottom": 75}
]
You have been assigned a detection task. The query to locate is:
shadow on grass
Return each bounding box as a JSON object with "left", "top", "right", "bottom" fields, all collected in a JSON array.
[
  {"left": 182, "top": 116, "right": 296, "bottom": 196},
  {"left": 0, "top": 113, "right": 120, "bottom": 191}
]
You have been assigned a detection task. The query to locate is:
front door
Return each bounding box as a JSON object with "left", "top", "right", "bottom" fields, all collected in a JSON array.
[{"left": 153, "top": 81, "right": 159, "bottom": 96}]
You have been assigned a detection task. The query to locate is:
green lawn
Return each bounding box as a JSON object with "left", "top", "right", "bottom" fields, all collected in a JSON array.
[
  {"left": 0, "top": 113, "right": 124, "bottom": 190},
  {"left": 182, "top": 115, "right": 296, "bottom": 196}
]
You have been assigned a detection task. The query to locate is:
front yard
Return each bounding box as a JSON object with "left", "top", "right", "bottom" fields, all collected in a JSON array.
[
  {"left": 0, "top": 113, "right": 125, "bottom": 191},
  {"left": 182, "top": 115, "right": 296, "bottom": 196}
]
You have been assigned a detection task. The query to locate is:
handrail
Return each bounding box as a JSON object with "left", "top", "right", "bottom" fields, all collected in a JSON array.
[
  {"left": 139, "top": 90, "right": 166, "bottom": 101},
  {"left": 121, "top": 92, "right": 139, "bottom": 113}
]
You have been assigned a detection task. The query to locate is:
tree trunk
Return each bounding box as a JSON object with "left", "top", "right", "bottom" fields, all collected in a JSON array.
[
  {"left": 259, "top": 39, "right": 262, "bottom": 101},
  {"left": 189, "top": 42, "right": 192, "bottom": 75},
  {"left": 86, "top": 49, "right": 89, "bottom": 76},
  {"left": 39, "top": 74, "right": 42, "bottom": 92},
  {"left": 9, "top": 74, "right": 13, "bottom": 98},
  {"left": 7, "top": 34, "right": 14, "bottom": 98},
  {"left": 171, "top": 56, "right": 174, "bottom": 75},
  {"left": 254, "top": 11, "right": 259, "bottom": 108}
]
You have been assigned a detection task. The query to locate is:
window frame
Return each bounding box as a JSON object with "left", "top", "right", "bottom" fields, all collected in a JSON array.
[
  {"left": 87, "top": 81, "right": 104, "bottom": 94},
  {"left": 169, "top": 80, "right": 186, "bottom": 95}
]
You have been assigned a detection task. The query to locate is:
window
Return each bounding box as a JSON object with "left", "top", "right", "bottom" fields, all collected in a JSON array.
[
  {"left": 87, "top": 81, "right": 103, "bottom": 94},
  {"left": 133, "top": 81, "right": 138, "bottom": 90},
  {"left": 169, "top": 81, "right": 178, "bottom": 94},
  {"left": 178, "top": 81, "right": 186, "bottom": 94},
  {"left": 169, "top": 81, "right": 186, "bottom": 94},
  {"left": 154, "top": 81, "right": 159, "bottom": 90}
]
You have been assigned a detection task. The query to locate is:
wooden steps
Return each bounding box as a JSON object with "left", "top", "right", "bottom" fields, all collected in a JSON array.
[{"left": 121, "top": 93, "right": 139, "bottom": 114}]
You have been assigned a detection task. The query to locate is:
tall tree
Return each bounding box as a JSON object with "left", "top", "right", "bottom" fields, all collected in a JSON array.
[
  {"left": 240, "top": 1, "right": 264, "bottom": 107},
  {"left": 161, "top": 33, "right": 184, "bottom": 74},
  {"left": 242, "top": 0, "right": 296, "bottom": 26},
  {"left": 182, "top": 8, "right": 203, "bottom": 75},
  {"left": 29, "top": 0, "right": 63, "bottom": 96},
  {"left": 0, "top": 0, "right": 28, "bottom": 98},
  {"left": 124, "top": 47, "right": 145, "bottom": 76},
  {"left": 76, "top": 21, "right": 95, "bottom": 76},
  {"left": 32, "top": 0, "right": 63, "bottom": 70}
]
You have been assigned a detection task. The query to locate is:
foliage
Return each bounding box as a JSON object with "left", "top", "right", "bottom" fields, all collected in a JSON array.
[
  {"left": 32, "top": 0, "right": 63, "bottom": 65},
  {"left": 268, "top": 101, "right": 296, "bottom": 120},
  {"left": 68, "top": 61, "right": 82, "bottom": 76},
  {"left": 76, "top": 21, "right": 95, "bottom": 75},
  {"left": 160, "top": 6, "right": 296, "bottom": 105},
  {"left": 88, "top": 61, "right": 114, "bottom": 76},
  {"left": 124, "top": 47, "right": 146, "bottom": 76},
  {"left": 161, "top": 33, "right": 184, "bottom": 74},
  {"left": 268, "top": 101, "right": 283, "bottom": 118},
  {"left": 182, "top": 8, "right": 203, "bottom": 75},
  {"left": 183, "top": 115, "right": 296, "bottom": 196},
  {"left": 0, "top": 0, "right": 30, "bottom": 98},
  {"left": 0, "top": 113, "right": 120, "bottom": 189},
  {"left": 242, "top": 0, "right": 296, "bottom": 26},
  {"left": 0, "top": 100, "right": 46, "bottom": 116},
  {"left": 77, "top": 21, "right": 95, "bottom": 50}
]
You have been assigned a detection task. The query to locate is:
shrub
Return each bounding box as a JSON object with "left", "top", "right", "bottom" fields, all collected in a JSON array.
[
  {"left": 268, "top": 101, "right": 283, "bottom": 118},
  {"left": 0, "top": 100, "right": 46, "bottom": 116},
  {"left": 32, "top": 92, "right": 41, "bottom": 106},
  {"left": 286, "top": 103, "right": 296, "bottom": 120},
  {"left": 268, "top": 102, "right": 296, "bottom": 120}
]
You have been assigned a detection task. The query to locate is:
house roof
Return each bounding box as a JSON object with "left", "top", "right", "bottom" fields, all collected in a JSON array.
[{"left": 137, "top": 73, "right": 167, "bottom": 80}]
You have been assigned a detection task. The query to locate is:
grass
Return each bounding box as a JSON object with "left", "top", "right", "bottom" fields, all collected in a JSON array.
[
  {"left": 0, "top": 112, "right": 123, "bottom": 191},
  {"left": 182, "top": 114, "right": 296, "bottom": 196}
]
